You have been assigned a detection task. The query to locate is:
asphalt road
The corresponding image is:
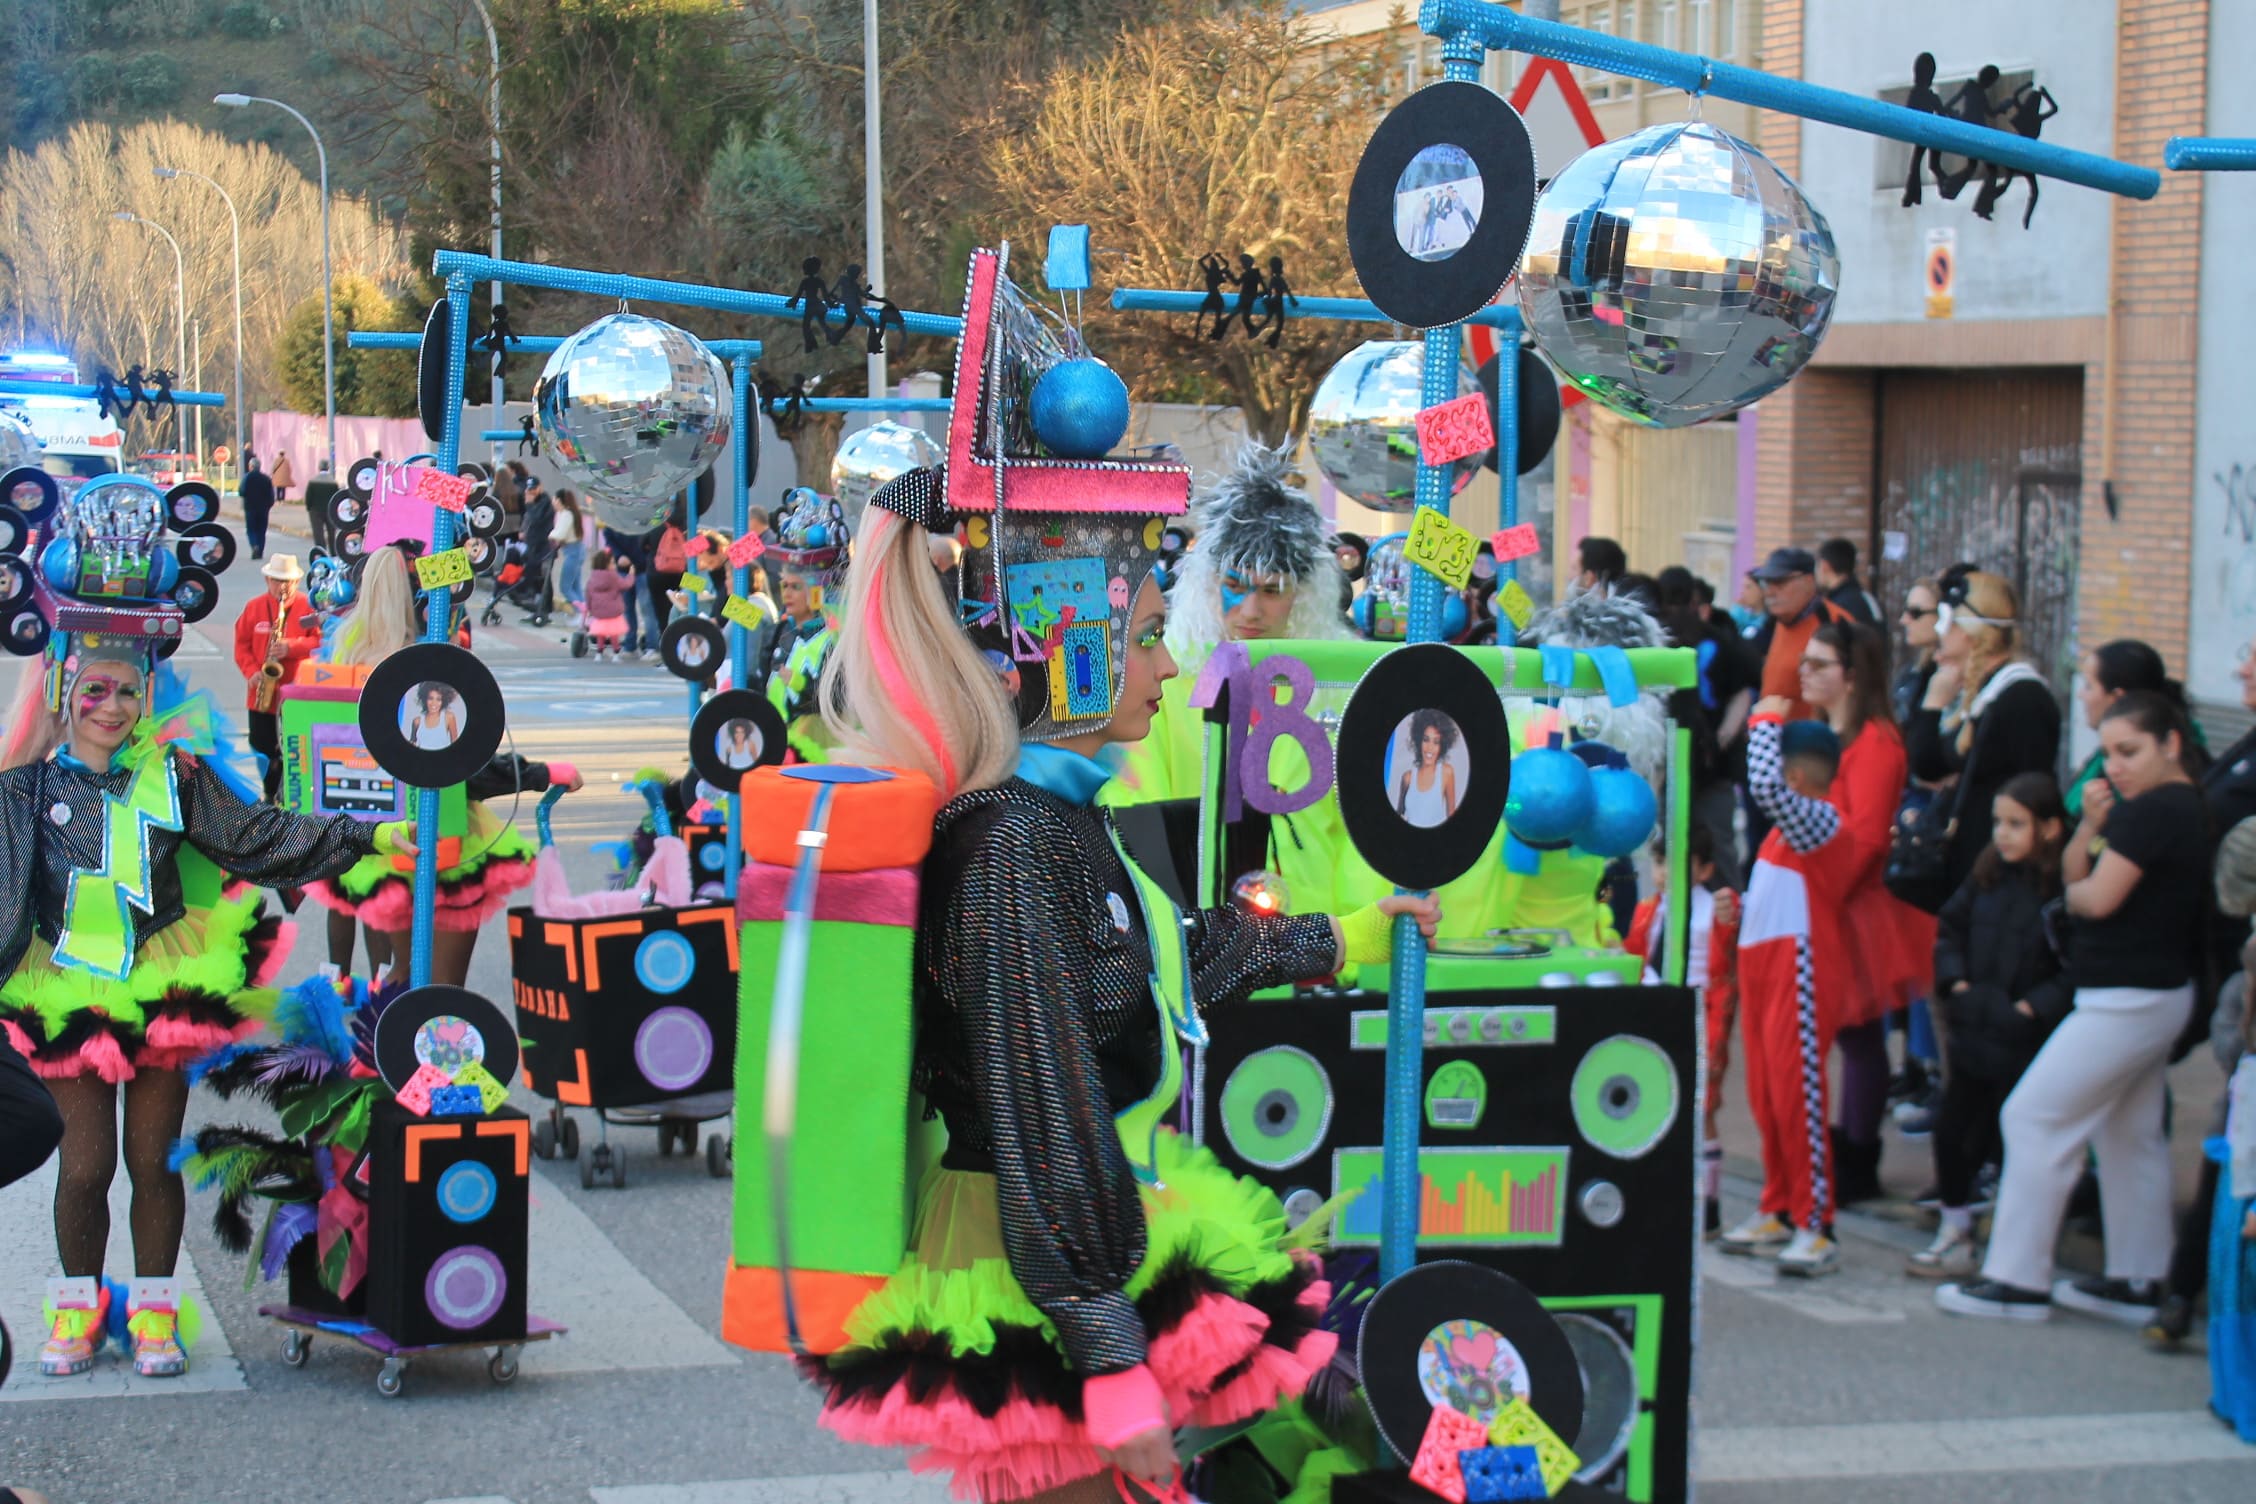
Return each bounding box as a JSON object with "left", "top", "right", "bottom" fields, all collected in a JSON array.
[{"left": 0, "top": 510, "right": 2243, "bottom": 1502}]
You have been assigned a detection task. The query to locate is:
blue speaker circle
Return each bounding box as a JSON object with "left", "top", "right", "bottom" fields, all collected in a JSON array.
[
  {"left": 697, "top": 841, "right": 725, "bottom": 872},
  {"left": 634, "top": 930, "right": 696, "bottom": 994},
  {"left": 436, "top": 1160, "right": 498, "bottom": 1224}
]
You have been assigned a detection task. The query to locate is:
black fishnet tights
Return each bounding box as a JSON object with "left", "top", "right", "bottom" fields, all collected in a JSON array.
[{"left": 46, "top": 1070, "right": 190, "bottom": 1279}]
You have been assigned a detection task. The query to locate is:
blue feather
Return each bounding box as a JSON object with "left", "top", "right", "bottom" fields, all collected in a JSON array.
[
  {"left": 274, "top": 975, "right": 355, "bottom": 1066},
  {"left": 165, "top": 1135, "right": 198, "bottom": 1173},
  {"left": 185, "top": 1041, "right": 262, "bottom": 1087}
]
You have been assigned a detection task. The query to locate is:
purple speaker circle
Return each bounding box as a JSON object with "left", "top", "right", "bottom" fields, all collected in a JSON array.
[
  {"left": 425, "top": 1245, "right": 507, "bottom": 1330},
  {"left": 634, "top": 1006, "right": 715, "bottom": 1093}
]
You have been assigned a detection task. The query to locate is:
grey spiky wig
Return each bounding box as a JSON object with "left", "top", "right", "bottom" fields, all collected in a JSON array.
[
  {"left": 1166, "top": 442, "right": 1352, "bottom": 661},
  {"left": 1521, "top": 586, "right": 1670, "bottom": 785}
]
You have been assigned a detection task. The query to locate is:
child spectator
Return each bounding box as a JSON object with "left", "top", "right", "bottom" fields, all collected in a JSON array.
[
  {"left": 1720, "top": 703, "right": 1853, "bottom": 1276},
  {"left": 1626, "top": 824, "right": 1742, "bottom": 1236},
  {"left": 1907, "top": 773, "right": 2072, "bottom": 1280},
  {"left": 582, "top": 549, "right": 633, "bottom": 662}
]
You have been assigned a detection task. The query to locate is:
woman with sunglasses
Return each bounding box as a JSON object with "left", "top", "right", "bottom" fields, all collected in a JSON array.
[{"left": 1893, "top": 579, "right": 1942, "bottom": 726}]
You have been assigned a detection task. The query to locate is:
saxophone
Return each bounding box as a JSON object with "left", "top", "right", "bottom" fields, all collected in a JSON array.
[{"left": 253, "top": 589, "right": 288, "bottom": 712}]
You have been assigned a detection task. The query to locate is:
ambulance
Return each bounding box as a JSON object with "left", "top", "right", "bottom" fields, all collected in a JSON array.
[{"left": 0, "top": 350, "right": 124, "bottom": 499}]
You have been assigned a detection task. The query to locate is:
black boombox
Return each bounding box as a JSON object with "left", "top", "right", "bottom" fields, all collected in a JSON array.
[{"left": 1198, "top": 983, "right": 1698, "bottom": 1503}]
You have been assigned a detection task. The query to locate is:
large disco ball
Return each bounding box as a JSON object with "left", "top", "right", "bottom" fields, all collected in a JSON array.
[
  {"left": 0, "top": 410, "right": 42, "bottom": 475},
  {"left": 831, "top": 420, "right": 941, "bottom": 523},
  {"left": 534, "top": 313, "right": 730, "bottom": 531},
  {"left": 1306, "top": 340, "right": 1480, "bottom": 512},
  {"left": 1516, "top": 120, "right": 1838, "bottom": 429}
]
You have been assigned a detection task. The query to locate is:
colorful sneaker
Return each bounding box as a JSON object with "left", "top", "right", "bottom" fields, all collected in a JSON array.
[
  {"left": 1718, "top": 1212, "right": 1792, "bottom": 1256},
  {"left": 2052, "top": 1275, "right": 2162, "bottom": 1328},
  {"left": 1936, "top": 1278, "right": 2051, "bottom": 1322},
  {"left": 40, "top": 1277, "right": 108, "bottom": 1377},
  {"left": 125, "top": 1277, "right": 187, "bottom": 1379},
  {"left": 1776, "top": 1228, "right": 1840, "bottom": 1278},
  {"left": 1906, "top": 1223, "right": 1980, "bottom": 1280}
]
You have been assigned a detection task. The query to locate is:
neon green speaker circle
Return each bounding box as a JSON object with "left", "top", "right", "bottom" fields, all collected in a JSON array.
[
  {"left": 1570, "top": 1034, "right": 1678, "bottom": 1159},
  {"left": 1219, "top": 1046, "right": 1333, "bottom": 1171}
]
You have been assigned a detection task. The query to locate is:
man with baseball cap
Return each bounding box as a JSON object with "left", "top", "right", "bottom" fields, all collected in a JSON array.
[{"left": 1748, "top": 547, "right": 1850, "bottom": 720}]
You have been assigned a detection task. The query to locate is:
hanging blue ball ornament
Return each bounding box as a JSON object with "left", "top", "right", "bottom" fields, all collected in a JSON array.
[
  {"left": 1504, "top": 745, "right": 1594, "bottom": 848},
  {"left": 1030, "top": 358, "right": 1130, "bottom": 459},
  {"left": 40, "top": 537, "right": 77, "bottom": 592},
  {"left": 1575, "top": 764, "right": 1659, "bottom": 857}
]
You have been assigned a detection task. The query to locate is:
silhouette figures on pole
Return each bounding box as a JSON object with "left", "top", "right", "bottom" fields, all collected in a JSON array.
[
  {"left": 517, "top": 414, "right": 540, "bottom": 457},
  {"left": 1901, "top": 53, "right": 1946, "bottom": 207},
  {"left": 1935, "top": 64, "right": 2003, "bottom": 201},
  {"left": 1975, "top": 84, "right": 2060, "bottom": 227},
  {"left": 480, "top": 302, "right": 521, "bottom": 381},
  {"left": 787, "top": 257, "right": 836, "bottom": 354},
  {"left": 1896, "top": 57, "right": 2060, "bottom": 227},
  {"left": 827, "top": 263, "right": 871, "bottom": 348},
  {"left": 1257, "top": 257, "right": 1297, "bottom": 348},
  {"left": 1228, "top": 254, "right": 1266, "bottom": 340},
  {"left": 1196, "top": 252, "right": 1230, "bottom": 340},
  {"left": 863, "top": 290, "right": 907, "bottom": 356}
]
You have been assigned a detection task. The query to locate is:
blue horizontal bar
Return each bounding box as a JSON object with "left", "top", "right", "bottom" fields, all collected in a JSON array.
[
  {"left": 787, "top": 398, "right": 953, "bottom": 413},
  {"left": 0, "top": 379, "right": 226, "bottom": 407},
  {"left": 2166, "top": 137, "right": 2256, "bottom": 172},
  {"left": 1111, "top": 289, "right": 1524, "bottom": 330},
  {"left": 431, "top": 251, "right": 964, "bottom": 339},
  {"left": 347, "top": 331, "right": 763, "bottom": 359},
  {"left": 1421, "top": 0, "right": 2159, "bottom": 201}
]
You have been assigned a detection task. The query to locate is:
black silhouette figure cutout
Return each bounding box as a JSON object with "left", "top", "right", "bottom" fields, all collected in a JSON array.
[
  {"left": 144, "top": 368, "right": 175, "bottom": 411},
  {"left": 1257, "top": 257, "right": 1297, "bottom": 348},
  {"left": 1973, "top": 84, "right": 2059, "bottom": 228},
  {"left": 1901, "top": 53, "right": 1945, "bottom": 207},
  {"left": 94, "top": 368, "right": 133, "bottom": 422},
  {"left": 480, "top": 302, "right": 521, "bottom": 382},
  {"left": 786, "top": 257, "right": 835, "bottom": 354},
  {"left": 863, "top": 290, "right": 907, "bottom": 356},
  {"left": 517, "top": 414, "right": 540, "bottom": 457},
  {"left": 1227, "top": 254, "right": 1266, "bottom": 341},
  {"left": 759, "top": 370, "right": 814, "bottom": 436},
  {"left": 1196, "top": 252, "right": 1230, "bottom": 341},
  {"left": 1934, "top": 64, "right": 2002, "bottom": 201},
  {"left": 827, "top": 263, "right": 870, "bottom": 349}
]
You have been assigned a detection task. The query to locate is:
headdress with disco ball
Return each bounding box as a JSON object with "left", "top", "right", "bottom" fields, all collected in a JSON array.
[
  {"left": 831, "top": 420, "right": 941, "bottom": 526},
  {"left": 1307, "top": 340, "right": 1482, "bottom": 512},
  {"left": 1517, "top": 120, "right": 1839, "bottom": 428},
  {"left": 533, "top": 312, "right": 731, "bottom": 533},
  {"left": 869, "top": 243, "right": 1189, "bottom": 743},
  {"left": 767, "top": 486, "right": 853, "bottom": 594},
  {"left": 1165, "top": 442, "right": 1351, "bottom": 662}
]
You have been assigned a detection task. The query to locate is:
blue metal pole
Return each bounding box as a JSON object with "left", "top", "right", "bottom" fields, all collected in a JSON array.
[
  {"left": 1495, "top": 309, "right": 1521, "bottom": 584},
  {"left": 0, "top": 380, "right": 226, "bottom": 405},
  {"left": 411, "top": 271, "right": 473, "bottom": 989},
  {"left": 784, "top": 398, "right": 953, "bottom": 414},
  {"left": 430, "top": 252, "right": 964, "bottom": 338},
  {"left": 1420, "top": 0, "right": 2159, "bottom": 201},
  {"left": 1108, "top": 289, "right": 1524, "bottom": 328},
  {"left": 347, "top": 332, "right": 764, "bottom": 359},
  {"left": 725, "top": 354, "right": 754, "bottom": 903},
  {"left": 2166, "top": 137, "right": 2256, "bottom": 172}
]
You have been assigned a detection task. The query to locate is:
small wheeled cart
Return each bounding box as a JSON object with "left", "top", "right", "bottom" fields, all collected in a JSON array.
[{"left": 259, "top": 1304, "right": 566, "bottom": 1399}]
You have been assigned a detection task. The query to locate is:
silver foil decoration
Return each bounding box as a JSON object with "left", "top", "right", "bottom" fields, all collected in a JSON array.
[
  {"left": 1517, "top": 121, "right": 1838, "bottom": 429},
  {"left": 533, "top": 313, "right": 731, "bottom": 531},
  {"left": 65, "top": 474, "right": 167, "bottom": 584},
  {"left": 1306, "top": 340, "right": 1480, "bottom": 513},
  {"left": 0, "top": 410, "right": 42, "bottom": 475},
  {"left": 830, "top": 420, "right": 941, "bottom": 525}
]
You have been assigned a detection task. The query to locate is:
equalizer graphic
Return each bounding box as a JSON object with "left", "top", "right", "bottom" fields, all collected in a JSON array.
[{"left": 1332, "top": 1146, "right": 1571, "bottom": 1247}]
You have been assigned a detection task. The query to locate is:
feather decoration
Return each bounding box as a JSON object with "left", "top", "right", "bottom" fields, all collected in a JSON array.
[
  {"left": 171, "top": 1124, "right": 312, "bottom": 1253},
  {"left": 254, "top": 1041, "right": 341, "bottom": 1089},
  {"left": 350, "top": 977, "right": 409, "bottom": 1075},
  {"left": 259, "top": 1202, "right": 319, "bottom": 1284},
  {"left": 273, "top": 974, "right": 355, "bottom": 1066},
  {"left": 185, "top": 1040, "right": 264, "bottom": 1089}
]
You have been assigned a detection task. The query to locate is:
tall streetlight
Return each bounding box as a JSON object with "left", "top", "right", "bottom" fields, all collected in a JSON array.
[
  {"left": 467, "top": 0, "right": 504, "bottom": 469},
  {"left": 154, "top": 166, "right": 244, "bottom": 475},
  {"left": 215, "top": 92, "right": 334, "bottom": 476},
  {"left": 112, "top": 211, "right": 187, "bottom": 397},
  {"left": 863, "top": 0, "right": 886, "bottom": 403}
]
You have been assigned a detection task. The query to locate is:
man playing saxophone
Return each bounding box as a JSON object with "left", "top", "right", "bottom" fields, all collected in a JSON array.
[{"left": 232, "top": 553, "right": 321, "bottom": 801}]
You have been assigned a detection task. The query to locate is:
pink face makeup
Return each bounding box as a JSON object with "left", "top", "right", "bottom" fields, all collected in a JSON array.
[{"left": 73, "top": 672, "right": 144, "bottom": 720}]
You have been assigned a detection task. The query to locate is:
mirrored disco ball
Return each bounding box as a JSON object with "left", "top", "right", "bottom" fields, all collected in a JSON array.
[
  {"left": 1516, "top": 120, "right": 1838, "bottom": 429},
  {"left": 1306, "top": 340, "right": 1479, "bottom": 513},
  {"left": 831, "top": 420, "right": 941, "bottom": 523},
  {"left": 0, "top": 410, "right": 42, "bottom": 474},
  {"left": 534, "top": 313, "right": 730, "bottom": 531}
]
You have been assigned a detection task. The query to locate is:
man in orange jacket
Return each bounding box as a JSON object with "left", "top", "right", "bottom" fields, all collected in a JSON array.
[{"left": 232, "top": 554, "right": 322, "bottom": 800}]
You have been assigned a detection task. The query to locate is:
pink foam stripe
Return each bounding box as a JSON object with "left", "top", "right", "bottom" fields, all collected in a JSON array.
[
  {"left": 823, "top": 1383, "right": 1083, "bottom": 1454},
  {"left": 736, "top": 861, "right": 918, "bottom": 926},
  {"left": 1182, "top": 1327, "right": 1339, "bottom": 1429},
  {"left": 248, "top": 920, "right": 298, "bottom": 988},
  {"left": 1146, "top": 1291, "right": 1266, "bottom": 1404},
  {"left": 350, "top": 857, "right": 536, "bottom": 933},
  {"left": 991, "top": 467, "right": 1188, "bottom": 514},
  {"left": 909, "top": 1442, "right": 1108, "bottom": 1504}
]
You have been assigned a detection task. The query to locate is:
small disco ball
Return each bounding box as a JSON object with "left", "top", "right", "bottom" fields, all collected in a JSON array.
[
  {"left": 1307, "top": 341, "right": 1479, "bottom": 512},
  {"left": 0, "top": 410, "right": 42, "bottom": 475},
  {"left": 831, "top": 420, "right": 941, "bottom": 523},
  {"left": 1030, "top": 358, "right": 1130, "bottom": 459},
  {"left": 1504, "top": 744, "right": 1593, "bottom": 848},
  {"left": 534, "top": 313, "right": 730, "bottom": 531},
  {"left": 1516, "top": 120, "right": 1838, "bottom": 429}
]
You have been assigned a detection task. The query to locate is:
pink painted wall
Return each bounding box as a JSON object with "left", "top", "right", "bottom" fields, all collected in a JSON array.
[{"left": 250, "top": 412, "right": 429, "bottom": 493}]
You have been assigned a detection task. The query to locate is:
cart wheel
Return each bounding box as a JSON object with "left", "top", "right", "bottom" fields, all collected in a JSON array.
[
  {"left": 281, "top": 1329, "right": 311, "bottom": 1368},
  {"left": 532, "top": 1118, "right": 557, "bottom": 1160},
  {"left": 579, "top": 1151, "right": 598, "bottom": 1190},
  {"left": 706, "top": 1134, "right": 730, "bottom": 1179},
  {"left": 560, "top": 1116, "right": 581, "bottom": 1159},
  {"left": 489, "top": 1348, "right": 520, "bottom": 1384},
  {"left": 658, "top": 1122, "right": 676, "bottom": 1158},
  {"left": 611, "top": 1152, "right": 628, "bottom": 1190},
  {"left": 377, "top": 1358, "right": 406, "bottom": 1397}
]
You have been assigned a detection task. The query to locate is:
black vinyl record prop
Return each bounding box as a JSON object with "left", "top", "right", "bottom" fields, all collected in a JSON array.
[
  {"left": 1479, "top": 347, "right": 1563, "bottom": 476},
  {"left": 329, "top": 490, "right": 369, "bottom": 531},
  {"left": 174, "top": 521, "right": 236, "bottom": 576},
  {"left": 0, "top": 609, "right": 47, "bottom": 656},
  {"left": 0, "top": 467, "right": 58, "bottom": 527},
  {"left": 335, "top": 525, "right": 368, "bottom": 562},
  {"left": 163, "top": 482, "right": 220, "bottom": 532},
  {"left": 1335, "top": 642, "right": 1510, "bottom": 891},
  {"left": 0, "top": 503, "right": 27, "bottom": 558},
  {"left": 1347, "top": 81, "right": 1539, "bottom": 331},
  {"left": 659, "top": 615, "right": 726, "bottom": 681},
  {"left": 464, "top": 494, "right": 504, "bottom": 539},
  {"left": 345, "top": 456, "right": 383, "bottom": 500},
  {"left": 464, "top": 534, "right": 499, "bottom": 575},
  {"left": 360, "top": 640, "right": 506, "bottom": 789},
  {"left": 688, "top": 689, "right": 786, "bottom": 793},
  {"left": 171, "top": 564, "right": 220, "bottom": 624},
  {"left": 692, "top": 467, "right": 718, "bottom": 521},
  {"left": 419, "top": 299, "right": 451, "bottom": 443},
  {"left": 1358, "top": 1260, "right": 1584, "bottom": 1468},
  {"left": 372, "top": 983, "right": 520, "bottom": 1094},
  {"left": 0, "top": 557, "right": 29, "bottom": 613}
]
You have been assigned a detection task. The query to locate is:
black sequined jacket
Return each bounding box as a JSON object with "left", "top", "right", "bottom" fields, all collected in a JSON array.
[
  {"left": 0, "top": 748, "right": 379, "bottom": 987},
  {"left": 913, "top": 777, "right": 1337, "bottom": 1377}
]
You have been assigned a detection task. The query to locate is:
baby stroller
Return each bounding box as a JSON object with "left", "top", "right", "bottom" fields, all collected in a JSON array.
[
  {"left": 479, "top": 536, "right": 530, "bottom": 627},
  {"left": 508, "top": 781, "right": 736, "bottom": 1187}
]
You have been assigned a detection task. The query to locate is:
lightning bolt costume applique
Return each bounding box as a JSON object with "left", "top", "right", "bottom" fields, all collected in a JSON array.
[{"left": 53, "top": 746, "right": 184, "bottom": 982}]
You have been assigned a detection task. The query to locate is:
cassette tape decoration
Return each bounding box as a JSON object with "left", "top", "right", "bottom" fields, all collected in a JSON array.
[{"left": 506, "top": 903, "right": 740, "bottom": 1108}]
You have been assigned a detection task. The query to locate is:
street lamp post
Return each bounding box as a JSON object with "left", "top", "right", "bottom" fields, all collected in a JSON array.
[
  {"left": 112, "top": 210, "right": 186, "bottom": 402},
  {"left": 155, "top": 166, "right": 245, "bottom": 478},
  {"left": 467, "top": 0, "right": 504, "bottom": 470},
  {"left": 215, "top": 92, "right": 334, "bottom": 476},
  {"left": 863, "top": 0, "right": 886, "bottom": 404}
]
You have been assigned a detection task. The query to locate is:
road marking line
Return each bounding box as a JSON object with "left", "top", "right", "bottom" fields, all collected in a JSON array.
[
  {"left": 517, "top": 1166, "right": 741, "bottom": 1375},
  {"left": 1697, "top": 1408, "right": 2251, "bottom": 1482},
  {"left": 1700, "top": 1247, "right": 1909, "bottom": 1324},
  {"left": 589, "top": 1471, "right": 953, "bottom": 1504}
]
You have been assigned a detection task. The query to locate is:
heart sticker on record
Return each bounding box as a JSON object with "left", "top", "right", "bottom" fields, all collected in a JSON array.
[{"left": 371, "top": 984, "right": 519, "bottom": 1095}]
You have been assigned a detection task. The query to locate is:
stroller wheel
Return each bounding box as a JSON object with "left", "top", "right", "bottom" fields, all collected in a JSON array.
[{"left": 571, "top": 630, "right": 589, "bottom": 659}]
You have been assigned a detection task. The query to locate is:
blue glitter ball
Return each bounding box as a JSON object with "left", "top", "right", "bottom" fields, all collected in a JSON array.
[
  {"left": 1030, "top": 359, "right": 1130, "bottom": 459},
  {"left": 1575, "top": 764, "right": 1658, "bottom": 857},
  {"left": 1504, "top": 745, "right": 1594, "bottom": 847}
]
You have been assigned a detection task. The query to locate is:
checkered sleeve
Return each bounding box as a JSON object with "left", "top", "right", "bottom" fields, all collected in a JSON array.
[{"left": 1748, "top": 718, "right": 1839, "bottom": 853}]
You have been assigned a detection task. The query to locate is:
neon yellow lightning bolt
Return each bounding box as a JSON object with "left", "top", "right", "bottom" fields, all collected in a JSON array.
[{"left": 54, "top": 749, "right": 184, "bottom": 981}]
